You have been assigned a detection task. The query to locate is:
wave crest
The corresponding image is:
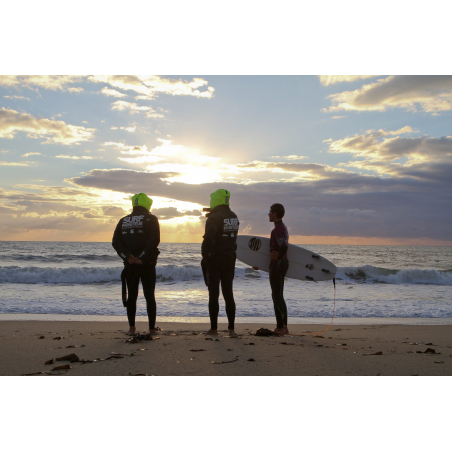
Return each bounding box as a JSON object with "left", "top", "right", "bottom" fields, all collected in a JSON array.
[
  {"left": 0, "top": 265, "right": 223, "bottom": 284},
  {"left": 337, "top": 265, "right": 452, "bottom": 285},
  {"left": 0, "top": 264, "right": 451, "bottom": 285}
]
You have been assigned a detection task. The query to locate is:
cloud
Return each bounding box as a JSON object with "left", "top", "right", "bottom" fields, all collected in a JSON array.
[
  {"left": 103, "top": 141, "right": 126, "bottom": 148},
  {"left": 67, "top": 170, "right": 179, "bottom": 195},
  {"left": 0, "top": 184, "right": 139, "bottom": 240},
  {"left": 0, "top": 108, "right": 95, "bottom": 144},
  {"left": 270, "top": 155, "right": 308, "bottom": 160},
  {"left": 0, "top": 161, "right": 31, "bottom": 166},
  {"left": 0, "top": 75, "right": 84, "bottom": 91},
  {"left": 115, "top": 139, "right": 225, "bottom": 184},
  {"left": 152, "top": 207, "right": 202, "bottom": 219},
  {"left": 0, "top": 75, "right": 215, "bottom": 101},
  {"left": 3, "top": 141, "right": 451, "bottom": 242},
  {"left": 235, "top": 161, "right": 340, "bottom": 181},
  {"left": 120, "top": 145, "right": 150, "bottom": 155},
  {"left": 101, "top": 87, "right": 127, "bottom": 97},
  {"left": 3, "top": 95, "right": 31, "bottom": 101},
  {"left": 328, "top": 127, "right": 451, "bottom": 175},
  {"left": 0, "top": 203, "right": 114, "bottom": 239},
  {"left": 103, "top": 142, "right": 154, "bottom": 157},
  {"left": 308, "top": 207, "right": 376, "bottom": 218},
  {"left": 111, "top": 125, "right": 136, "bottom": 132},
  {"left": 102, "top": 206, "right": 127, "bottom": 217},
  {"left": 8, "top": 199, "right": 91, "bottom": 215},
  {"left": 89, "top": 75, "right": 215, "bottom": 100},
  {"left": 55, "top": 155, "right": 95, "bottom": 159},
  {"left": 111, "top": 100, "right": 164, "bottom": 118},
  {"left": 66, "top": 151, "right": 452, "bottom": 243},
  {"left": 326, "top": 75, "right": 452, "bottom": 113},
  {"left": 318, "top": 75, "right": 379, "bottom": 86},
  {"left": 22, "top": 152, "right": 42, "bottom": 157}
]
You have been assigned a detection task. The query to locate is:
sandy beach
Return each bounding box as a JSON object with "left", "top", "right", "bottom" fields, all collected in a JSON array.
[{"left": 1, "top": 320, "right": 451, "bottom": 376}]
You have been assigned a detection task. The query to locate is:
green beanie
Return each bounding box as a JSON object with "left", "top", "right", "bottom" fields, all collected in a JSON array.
[
  {"left": 210, "top": 189, "right": 230, "bottom": 210},
  {"left": 132, "top": 193, "right": 153, "bottom": 211}
]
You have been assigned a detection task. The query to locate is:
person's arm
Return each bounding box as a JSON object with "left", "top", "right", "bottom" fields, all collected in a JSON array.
[
  {"left": 277, "top": 245, "right": 288, "bottom": 260},
  {"left": 276, "top": 230, "right": 288, "bottom": 260},
  {"left": 112, "top": 219, "right": 132, "bottom": 261},
  {"left": 201, "top": 216, "right": 218, "bottom": 260},
  {"left": 270, "top": 230, "right": 278, "bottom": 260},
  {"left": 270, "top": 228, "right": 288, "bottom": 260},
  {"left": 139, "top": 216, "right": 160, "bottom": 264}
]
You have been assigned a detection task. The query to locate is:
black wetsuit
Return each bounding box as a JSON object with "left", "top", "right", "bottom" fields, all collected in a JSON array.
[
  {"left": 201, "top": 205, "right": 239, "bottom": 330},
  {"left": 269, "top": 220, "right": 289, "bottom": 329},
  {"left": 112, "top": 206, "right": 160, "bottom": 329}
]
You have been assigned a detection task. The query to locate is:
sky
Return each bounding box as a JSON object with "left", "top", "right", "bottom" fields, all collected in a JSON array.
[{"left": 1, "top": 74, "right": 451, "bottom": 244}]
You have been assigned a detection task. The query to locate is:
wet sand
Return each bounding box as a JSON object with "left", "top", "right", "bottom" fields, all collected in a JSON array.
[{"left": 1, "top": 321, "right": 451, "bottom": 376}]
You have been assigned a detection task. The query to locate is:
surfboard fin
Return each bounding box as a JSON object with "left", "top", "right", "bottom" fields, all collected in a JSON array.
[{"left": 306, "top": 276, "right": 317, "bottom": 282}]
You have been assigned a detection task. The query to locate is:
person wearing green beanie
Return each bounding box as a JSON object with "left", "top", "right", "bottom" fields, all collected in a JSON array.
[
  {"left": 112, "top": 193, "right": 160, "bottom": 337},
  {"left": 201, "top": 189, "right": 240, "bottom": 337}
]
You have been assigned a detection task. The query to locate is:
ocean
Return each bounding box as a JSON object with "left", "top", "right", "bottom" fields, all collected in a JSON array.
[{"left": 0, "top": 241, "right": 451, "bottom": 323}]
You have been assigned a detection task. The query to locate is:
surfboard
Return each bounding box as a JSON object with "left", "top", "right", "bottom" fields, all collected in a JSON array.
[{"left": 236, "top": 235, "right": 336, "bottom": 282}]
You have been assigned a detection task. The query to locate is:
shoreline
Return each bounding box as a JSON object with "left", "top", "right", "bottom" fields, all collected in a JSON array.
[
  {"left": 1, "top": 320, "right": 451, "bottom": 375},
  {"left": 1, "top": 313, "right": 451, "bottom": 325}
]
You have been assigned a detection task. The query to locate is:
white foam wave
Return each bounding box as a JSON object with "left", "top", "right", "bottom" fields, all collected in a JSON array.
[
  {"left": 0, "top": 266, "right": 122, "bottom": 284},
  {"left": 337, "top": 265, "right": 452, "bottom": 285},
  {"left": 0, "top": 265, "right": 252, "bottom": 284},
  {"left": 1, "top": 264, "right": 450, "bottom": 285}
]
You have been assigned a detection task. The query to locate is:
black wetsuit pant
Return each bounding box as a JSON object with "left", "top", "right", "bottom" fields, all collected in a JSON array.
[
  {"left": 269, "top": 260, "right": 289, "bottom": 329},
  {"left": 206, "top": 255, "right": 236, "bottom": 330},
  {"left": 124, "top": 264, "right": 156, "bottom": 329}
]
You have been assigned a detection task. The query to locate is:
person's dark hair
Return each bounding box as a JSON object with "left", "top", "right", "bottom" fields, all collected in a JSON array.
[{"left": 271, "top": 203, "right": 285, "bottom": 219}]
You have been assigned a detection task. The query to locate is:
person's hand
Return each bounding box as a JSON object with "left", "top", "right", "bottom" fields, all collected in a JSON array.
[
  {"left": 252, "top": 266, "right": 259, "bottom": 271},
  {"left": 127, "top": 256, "right": 142, "bottom": 265},
  {"left": 270, "top": 251, "right": 278, "bottom": 260}
]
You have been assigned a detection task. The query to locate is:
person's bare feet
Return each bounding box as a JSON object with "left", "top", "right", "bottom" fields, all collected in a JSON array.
[
  {"left": 228, "top": 329, "right": 238, "bottom": 337},
  {"left": 274, "top": 327, "right": 286, "bottom": 336},
  {"left": 206, "top": 329, "right": 218, "bottom": 335},
  {"left": 147, "top": 329, "right": 158, "bottom": 337},
  {"left": 126, "top": 327, "right": 136, "bottom": 336},
  {"left": 284, "top": 326, "right": 289, "bottom": 335}
]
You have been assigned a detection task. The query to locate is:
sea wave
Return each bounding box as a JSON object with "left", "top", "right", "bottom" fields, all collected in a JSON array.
[
  {"left": 337, "top": 265, "right": 452, "bottom": 285},
  {"left": 12, "top": 254, "right": 119, "bottom": 262},
  {"left": 0, "top": 265, "right": 220, "bottom": 284},
  {"left": 0, "top": 264, "right": 451, "bottom": 285}
]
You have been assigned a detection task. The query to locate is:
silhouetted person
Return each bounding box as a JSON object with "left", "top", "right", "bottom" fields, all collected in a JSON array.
[
  {"left": 201, "top": 189, "right": 239, "bottom": 337},
  {"left": 112, "top": 193, "right": 160, "bottom": 336}
]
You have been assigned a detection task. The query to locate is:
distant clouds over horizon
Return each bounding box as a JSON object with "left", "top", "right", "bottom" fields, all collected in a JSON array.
[{"left": 0, "top": 75, "right": 451, "bottom": 244}]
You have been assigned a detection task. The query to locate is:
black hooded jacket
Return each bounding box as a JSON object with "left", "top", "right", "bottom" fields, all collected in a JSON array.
[
  {"left": 201, "top": 205, "right": 239, "bottom": 260},
  {"left": 112, "top": 206, "right": 160, "bottom": 264}
]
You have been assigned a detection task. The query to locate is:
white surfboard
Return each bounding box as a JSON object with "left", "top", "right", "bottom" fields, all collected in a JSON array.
[{"left": 236, "top": 235, "right": 336, "bottom": 282}]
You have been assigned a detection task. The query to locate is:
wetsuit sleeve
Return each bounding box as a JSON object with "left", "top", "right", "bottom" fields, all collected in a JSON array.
[
  {"left": 139, "top": 216, "right": 160, "bottom": 264},
  {"left": 274, "top": 226, "right": 289, "bottom": 260},
  {"left": 277, "top": 245, "right": 288, "bottom": 260},
  {"left": 112, "top": 219, "right": 132, "bottom": 261},
  {"left": 201, "top": 215, "right": 219, "bottom": 260}
]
